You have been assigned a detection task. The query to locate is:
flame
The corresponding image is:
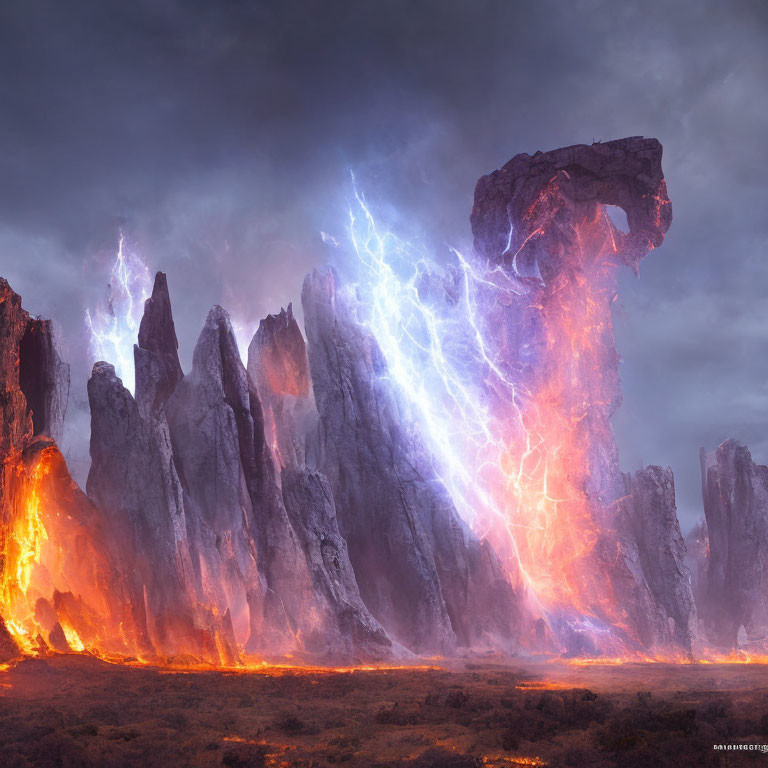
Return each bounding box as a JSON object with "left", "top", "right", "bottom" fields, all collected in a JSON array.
[
  {"left": 0, "top": 451, "right": 52, "bottom": 652},
  {"left": 85, "top": 233, "right": 152, "bottom": 393},
  {"left": 0, "top": 445, "right": 145, "bottom": 659}
]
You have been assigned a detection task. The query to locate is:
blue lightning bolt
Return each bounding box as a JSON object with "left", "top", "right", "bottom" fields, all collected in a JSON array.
[{"left": 85, "top": 233, "right": 152, "bottom": 393}]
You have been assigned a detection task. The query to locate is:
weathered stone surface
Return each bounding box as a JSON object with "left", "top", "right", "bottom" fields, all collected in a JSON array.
[
  {"left": 684, "top": 518, "right": 708, "bottom": 633},
  {"left": 471, "top": 136, "right": 672, "bottom": 273},
  {"left": 302, "top": 268, "right": 522, "bottom": 655},
  {"left": 248, "top": 305, "right": 397, "bottom": 659},
  {"left": 613, "top": 467, "right": 696, "bottom": 652},
  {"left": 281, "top": 466, "right": 397, "bottom": 660},
  {"left": 248, "top": 304, "right": 316, "bottom": 470},
  {"left": 468, "top": 138, "right": 693, "bottom": 654},
  {"left": 19, "top": 318, "right": 69, "bottom": 443},
  {"left": 135, "top": 271, "right": 183, "bottom": 416},
  {"left": 166, "top": 305, "right": 278, "bottom": 652},
  {"left": 699, "top": 440, "right": 768, "bottom": 648},
  {"left": 0, "top": 278, "right": 70, "bottom": 455},
  {"left": 166, "top": 302, "right": 391, "bottom": 660},
  {"left": 0, "top": 279, "right": 32, "bottom": 459},
  {"left": 87, "top": 362, "right": 211, "bottom": 660}
]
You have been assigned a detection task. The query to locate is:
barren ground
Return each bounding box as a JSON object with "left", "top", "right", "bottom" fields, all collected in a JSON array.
[{"left": 1, "top": 655, "right": 767, "bottom": 767}]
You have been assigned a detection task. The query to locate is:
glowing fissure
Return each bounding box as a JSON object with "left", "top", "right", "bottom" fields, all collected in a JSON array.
[{"left": 85, "top": 233, "right": 152, "bottom": 392}]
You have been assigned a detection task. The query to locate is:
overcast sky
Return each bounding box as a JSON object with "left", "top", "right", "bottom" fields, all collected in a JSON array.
[{"left": 0, "top": 0, "right": 766, "bottom": 528}]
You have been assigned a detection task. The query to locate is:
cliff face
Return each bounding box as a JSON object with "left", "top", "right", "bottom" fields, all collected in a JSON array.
[
  {"left": 0, "top": 279, "right": 133, "bottom": 660},
  {"left": 247, "top": 304, "right": 316, "bottom": 471},
  {"left": 467, "top": 138, "right": 696, "bottom": 654},
  {"left": 85, "top": 273, "right": 396, "bottom": 662},
  {"left": 164, "top": 304, "right": 272, "bottom": 655},
  {"left": 1, "top": 138, "right": 725, "bottom": 664},
  {"left": 0, "top": 278, "right": 69, "bottom": 457},
  {"left": 699, "top": 440, "right": 768, "bottom": 648},
  {"left": 301, "top": 268, "right": 523, "bottom": 655},
  {"left": 248, "top": 303, "right": 396, "bottom": 659},
  {"left": 612, "top": 467, "right": 697, "bottom": 652}
]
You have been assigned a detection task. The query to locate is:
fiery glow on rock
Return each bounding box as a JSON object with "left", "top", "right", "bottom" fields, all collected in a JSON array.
[
  {"left": 0, "top": 450, "right": 52, "bottom": 652},
  {"left": 0, "top": 444, "right": 144, "bottom": 659},
  {"left": 85, "top": 233, "right": 152, "bottom": 392},
  {"left": 346, "top": 181, "right": 648, "bottom": 650}
]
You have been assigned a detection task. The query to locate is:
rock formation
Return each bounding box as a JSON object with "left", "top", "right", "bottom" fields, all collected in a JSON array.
[
  {"left": 163, "top": 304, "right": 272, "bottom": 655},
  {"left": 83, "top": 273, "right": 396, "bottom": 662},
  {"left": 301, "top": 268, "right": 523, "bottom": 655},
  {"left": 471, "top": 137, "right": 672, "bottom": 512},
  {"left": 0, "top": 137, "right": 725, "bottom": 664},
  {"left": 281, "top": 466, "right": 396, "bottom": 659},
  {"left": 248, "top": 304, "right": 316, "bottom": 470},
  {"left": 613, "top": 467, "right": 696, "bottom": 652},
  {"left": 87, "top": 361, "right": 221, "bottom": 662},
  {"left": 0, "top": 278, "right": 134, "bottom": 659},
  {"left": 699, "top": 440, "right": 768, "bottom": 648},
  {"left": 248, "top": 305, "right": 396, "bottom": 659},
  {"left": 0, "top": 278, "right": 69, "bottom": 459},
  {"left": 471, "top": 136, "right": 672, "bottom": 274},
  {"left": 468, "top": 138, "right": 697, "bottom": 654},
  {"left": 135, "top": 270, "right": 184, "bottom": 417}
]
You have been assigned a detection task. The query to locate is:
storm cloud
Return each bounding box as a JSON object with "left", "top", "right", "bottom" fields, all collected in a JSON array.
[{"left": 0, "top": 0, "right": 766, "bottom": 526}]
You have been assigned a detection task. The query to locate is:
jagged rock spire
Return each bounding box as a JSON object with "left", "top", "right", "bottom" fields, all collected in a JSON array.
[
  {"left": 135, "top": 272, "right": 183, "bottom": 416},
  {"left": 301, "top": 267, "right": 523, "bottom": 654}
]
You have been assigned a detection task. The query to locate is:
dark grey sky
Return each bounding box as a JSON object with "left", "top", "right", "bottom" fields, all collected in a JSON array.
[{"left": 0, "top": 0, "right": 766, "bottom": 528}]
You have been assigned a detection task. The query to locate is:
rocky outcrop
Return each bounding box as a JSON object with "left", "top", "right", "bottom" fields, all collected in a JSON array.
[
  {"left": 302, "top": 268, "right": 523, "bottom": 655},
  {"left": 0, "top": 278, "right": 69, "bottom": 457},
  {"left": 247, "top": 304, "right": 316, "bottom": 470},
  {"left": 85, "top": 272, "right": 399, "bottom": 663},
  {"left": 248, "top": 304, "right": 397, "bottom": 658},
  {"left": 135, "top": 272, "right": 183, "bottom": 418},
  {"left": 165, "top": 305, "right": 291, "bottom": 654},
  {"left": 281, "top": 466, "right": 397, "bottom": 660},
  {"left": 699, "top": 440, "right": 768, "bottom": 648},
  {"left": 471, "top": 137, "right": 672, "bottom": 513},
  {"left": 87, "top": 361, "right": 226, "bottom": 661},
  {"left": 467, "top": 138, "right": 692, "bottom": 654},
  {"left": 18, "top": 318, "right": 69, "bottom": 443},
  {"left": 612, "top": 467, "right": 696, "bottom": 652},
  {"left": 471, "top": 136, "right": 672, "bottom": 273},
  {"left": 0, "top": 279, "right": 134, "bottom": 659},
  {"left": 86, "top": 272, "right": 242, "bottom": 663}
]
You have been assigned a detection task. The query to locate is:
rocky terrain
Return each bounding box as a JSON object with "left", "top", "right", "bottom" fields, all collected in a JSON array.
[
  {"left": 1, "top": 654, "right": 766, "bottom": 768},
  {"left": 0, "top": 137, "right": 766, "bottom": 670}
]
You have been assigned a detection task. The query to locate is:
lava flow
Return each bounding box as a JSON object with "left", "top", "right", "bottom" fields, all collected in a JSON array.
[{"left": 0, "top": 441, "right": 136, "bottom": 659}]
